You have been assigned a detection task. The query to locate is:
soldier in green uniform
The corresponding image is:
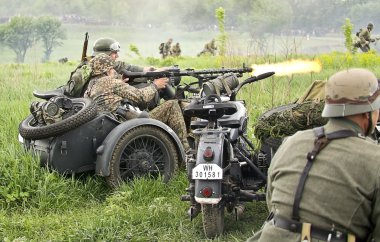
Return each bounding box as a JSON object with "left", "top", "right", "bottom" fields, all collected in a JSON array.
[
  {"left": 163, "top": 38, "right": 173, "bottom": 58},
  {"left": 197, "top": 39, "right": 217, "bottom": 56},
  {"left": 84, "top": 53, "right": 191, "bottom": 157},
  {"left": 354, "top": 23, "right": 377, "bottom": 52},
  {"left": 247, "top": 68, "right": 380, "bottom": 242},
  {"left": 65, "top": 37, "right": 157, "bottom": 98},
  {"left": 159, "top": 42, "right": 165, "bottom": 58},
  {"left": 171, "top": 42, "right": 181, "bottom": 57}
]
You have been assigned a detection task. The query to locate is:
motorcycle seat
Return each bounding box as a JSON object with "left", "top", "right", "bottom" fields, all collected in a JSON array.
[
  {"left": 33, "top": 86, "right": 65, "bottom": 100},
  {"left": 184, "top": 102, "right": 237, "bottom": 121}
]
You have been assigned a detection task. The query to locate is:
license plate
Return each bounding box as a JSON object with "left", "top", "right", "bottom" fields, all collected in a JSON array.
[{"left": 192, "top": 164, "right": 223, "bottom": 180}]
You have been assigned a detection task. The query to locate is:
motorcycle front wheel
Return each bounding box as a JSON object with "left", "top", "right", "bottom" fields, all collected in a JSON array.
[
  {"left": 105, "top": 125, "right": 178, "bottom": 188},
  {"left": 202, "top": 203, "right": 224, "bottom": 238}
]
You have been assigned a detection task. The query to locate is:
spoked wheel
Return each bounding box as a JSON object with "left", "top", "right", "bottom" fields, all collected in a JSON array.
[
  {"left": 202, "top": 204, "right": 225, "bottom": 239},
  {"left": 106, "top": 125, "right": 178, "bottom": 188}
]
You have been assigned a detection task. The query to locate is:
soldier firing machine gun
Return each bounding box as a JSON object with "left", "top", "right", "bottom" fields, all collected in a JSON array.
[{"left": 122, "top": 65, "right": 253, "bottom": 99}]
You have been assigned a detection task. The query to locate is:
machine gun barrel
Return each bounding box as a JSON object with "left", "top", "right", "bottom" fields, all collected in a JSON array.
[{"left": 122, "top": 66, "right": 253, "bottom": 86}]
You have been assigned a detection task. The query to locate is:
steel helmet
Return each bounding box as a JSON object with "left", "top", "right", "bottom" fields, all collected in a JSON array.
[
  {"left": 322, "top": 68, "right": 380, "bottom": 117},
  {"left": 92, "top": 37, "right": 121, "bottom": 56},
  {"left": 89, "top": 53, "right": 115, "bottom": 76},
  {"left": 368, "top": 22, "right": 374, "bottom": 30}
]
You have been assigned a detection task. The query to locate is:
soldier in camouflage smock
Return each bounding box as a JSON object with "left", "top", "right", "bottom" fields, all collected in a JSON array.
[
  {"left": 84, "top": 53, "right": 191, "bottom": 154},
  {"left": 247, "top": 68, "right": 380, "bottom": 242},
  {"left": 64, "top": 37, "right": 156, "bottom": 97}
]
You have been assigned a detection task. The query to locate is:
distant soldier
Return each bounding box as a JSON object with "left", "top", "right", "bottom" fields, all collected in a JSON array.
[
  {"left": 354, "top": 22, "right": 379, "bottom": 52},
  {"left": 158, "top": 42, "right": 165, "bottom": 58},
  {"left": 197, "top": 39, "right": 217, "bottom": 56},
  {"left": 58, "top": 57, "right": 68, "bottom": 64},
  {"left": 171, "top": 42, "right": 181, "bottom": 57},
  {"left": 163, "top": 38, "right": 173, "bottom": 58}
]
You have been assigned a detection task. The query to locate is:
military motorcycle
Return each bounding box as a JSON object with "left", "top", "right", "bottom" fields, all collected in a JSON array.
[
  {"left": 17, "top": 66, "right": 253, "bottom": 188},
  {"left": 18, "top": 91, "right": 186, "bottom": 188},
  {"left": 181, "top": 72, "right": 275, "bottom": 238}
]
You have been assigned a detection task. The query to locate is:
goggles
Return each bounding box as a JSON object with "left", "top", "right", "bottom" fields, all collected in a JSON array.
[{"left": 109, "top": 42, "right": 121, "bottom": 52}]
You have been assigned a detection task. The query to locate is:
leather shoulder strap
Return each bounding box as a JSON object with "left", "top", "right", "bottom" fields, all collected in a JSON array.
[{"left": 292, "top": 127, "right": 358, "bottom": 221}]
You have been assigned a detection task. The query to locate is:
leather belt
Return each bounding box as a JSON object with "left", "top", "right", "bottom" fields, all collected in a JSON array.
[{"left": 272, "top": 214, "right": 364, "bottom": 242}]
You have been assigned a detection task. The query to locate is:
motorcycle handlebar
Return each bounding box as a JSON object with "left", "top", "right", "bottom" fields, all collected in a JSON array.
[
  {"left": 246, "top": 72, "right": 275, "bottom": 84},
  {"left": 230, "top": 72, "right": 275, "bottom": 101}
]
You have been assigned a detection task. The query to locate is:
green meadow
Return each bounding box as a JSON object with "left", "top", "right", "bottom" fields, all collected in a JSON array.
[{"left": 1, "top": 31, "right": 380, "bottom": 241}]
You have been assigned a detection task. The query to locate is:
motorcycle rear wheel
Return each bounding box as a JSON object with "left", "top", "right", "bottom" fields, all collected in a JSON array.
[
  {"left": 105, "top": 125, "right": 178, "bottom": 188},
  {"left": 202, "top": 204, "right": 224, "bottom": 239}
]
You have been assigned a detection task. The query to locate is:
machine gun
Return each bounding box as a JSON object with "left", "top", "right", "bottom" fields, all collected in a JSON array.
[
  {"left": 123, "top": 65, "right": 252, "bottom": 84},
  {"left": 122, "top": 65, "right": 253, "bottom": 99}
]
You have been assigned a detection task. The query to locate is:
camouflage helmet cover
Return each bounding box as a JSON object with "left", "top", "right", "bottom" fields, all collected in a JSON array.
[
  {"left": 89, "top": 53, "right": 115, "bottom": 76},
  {"left": 322, "top": 68, "right": 380, "bottom": 117},
  {"left": 92, "top": 37, "right": 121, "bottom": 56}
]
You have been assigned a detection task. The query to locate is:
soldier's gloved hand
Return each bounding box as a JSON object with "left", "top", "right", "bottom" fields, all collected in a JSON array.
[{"left": 153, "top": 77, "right": 169, "bottom": 89}]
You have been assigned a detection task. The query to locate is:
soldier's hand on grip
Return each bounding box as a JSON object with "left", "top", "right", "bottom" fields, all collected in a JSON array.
[{"left": 153, "top": 77, "right": 169, "bottom": 89}]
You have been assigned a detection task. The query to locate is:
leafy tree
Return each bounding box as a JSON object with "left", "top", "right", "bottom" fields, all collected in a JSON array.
[
  {"left": 342, "top": 18, "right": 355, "bottom": 53},
  {"left": 215, "top": 7, "right": 227, "bottom": 56},
  {"left": 0, "top": 16, "right": 37, "bottom": 63},
  {"left": 35, "top": 16, "right": 66, "bottom": 62}
]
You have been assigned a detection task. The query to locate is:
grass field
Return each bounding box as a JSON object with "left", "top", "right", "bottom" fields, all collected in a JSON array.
[{"left": 1, "top": 41, "right": 380, "bottom": 241}]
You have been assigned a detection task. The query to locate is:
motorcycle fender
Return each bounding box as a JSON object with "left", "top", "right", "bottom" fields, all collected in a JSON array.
[
  {"left": 95, "top": 118, "right": 185, "bottom": 177},
  {"left": 194, "top": 132, "right": 224, "bottom": 204}
]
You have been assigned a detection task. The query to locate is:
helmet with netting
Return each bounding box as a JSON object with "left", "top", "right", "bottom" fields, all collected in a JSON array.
[
  {"left": 89, "top": 53, "right": 115, "bottom": 76},
  {"left": 322, "top": 68, "right": 380, "bottom": 117},
  {"left": 92, "top": 37, "right": 121, "bottom": 56}
]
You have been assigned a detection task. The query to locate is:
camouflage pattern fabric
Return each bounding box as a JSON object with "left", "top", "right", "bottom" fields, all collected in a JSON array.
[
  {"left": 247, "top": 118, "right": 380, "bottom": 241},
  {"left": 253, "top": 100, "right": 327, "bottom": 141},
  {"left": 84, "top": 76, "right": 190, "bottom": 154},
  {"left": 63, "top": 57, "right": 144, "bottom": 98},
  {"left": 150, "top": 100, "right": 191, "bottom": 153},
  {"left": 84, "top": 76, "right": 157, "bottom": 112},
  {"left": 89, "top": 53, "right": 115, "bottom": 76}
]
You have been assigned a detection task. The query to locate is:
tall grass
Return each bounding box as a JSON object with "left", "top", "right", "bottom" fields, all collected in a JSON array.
[{"left": 1, "top": 51, "right": 380, "bottom": 241}]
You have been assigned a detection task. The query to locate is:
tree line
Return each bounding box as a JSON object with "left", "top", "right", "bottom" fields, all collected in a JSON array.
[
  {"left": 0, "top": 16, "right": 66, "bottom": 63},
  {"left": 0, "top": 0, "right": 379, "bottom": 36}
]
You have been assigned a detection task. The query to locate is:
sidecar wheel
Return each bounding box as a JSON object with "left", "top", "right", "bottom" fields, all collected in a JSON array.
[
  {"left": 19, "top": 98, "right": 97, "bottom": 140},
  {"left": 106, "top": 125, "right": 178, "bottom": 188},
  {"left": 202, "top": 204, "right": 224, "bottom": 238}
]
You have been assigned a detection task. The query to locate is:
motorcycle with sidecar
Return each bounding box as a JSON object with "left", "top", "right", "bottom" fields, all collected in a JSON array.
[{"left": 17, "top": 66, "right": 253, "bottom": 188}]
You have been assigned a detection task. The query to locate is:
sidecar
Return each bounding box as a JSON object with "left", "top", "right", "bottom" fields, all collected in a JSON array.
[{"left": 18, "top": 91, "right": 185, "bottom": 188}]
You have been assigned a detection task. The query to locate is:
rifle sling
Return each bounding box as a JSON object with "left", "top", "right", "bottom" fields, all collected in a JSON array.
[{"left": 291, "top": 127, "right": 358, "bottom": 221}]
